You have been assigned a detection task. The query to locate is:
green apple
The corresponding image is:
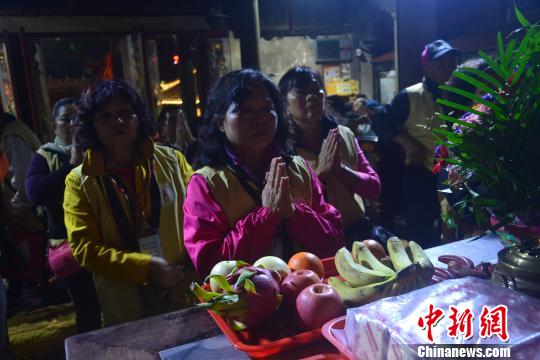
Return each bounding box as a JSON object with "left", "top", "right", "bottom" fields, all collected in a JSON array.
[
  {"left": 253, "top": 256, "right": 291, "bottom": 282},
  {"left": 209, "top": 260, "right": 237, "bottom": 292}
]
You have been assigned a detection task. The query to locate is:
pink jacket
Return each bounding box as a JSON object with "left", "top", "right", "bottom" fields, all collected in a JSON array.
[
  {"left": 183, "top": 160, "right": 345, "bottom": 278},
  {"left": 343, "top": 138, "right": 380, "bottom": 199}
]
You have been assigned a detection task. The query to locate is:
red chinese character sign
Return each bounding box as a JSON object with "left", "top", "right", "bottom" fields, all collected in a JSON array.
[
  {"left": 479, "top": 305, "right": 509, "bottom": 342},
  {"left": 418, "top": 304, "right": 445, "bottom": 342},
  {"left": 447, "top": 306, "right": 474, "bottom": 340},
  {"left": 418, "top": 304, "right": 510, "bottom": 343}
]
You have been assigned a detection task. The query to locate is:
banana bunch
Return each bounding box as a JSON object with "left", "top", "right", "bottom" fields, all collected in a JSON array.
[
  {"left": 386, "top": 237, "right": 434, "bottom": 297},
  {"left": 328, "top": 238, "right": 435, "bottom": 307},
  {"left": 329, "top": 245, "right": 395, "bottom": 307}
]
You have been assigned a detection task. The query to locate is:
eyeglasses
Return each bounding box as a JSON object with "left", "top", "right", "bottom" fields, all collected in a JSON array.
[{"left": 95, "top": 110, "right": 137, "bottom": 123}]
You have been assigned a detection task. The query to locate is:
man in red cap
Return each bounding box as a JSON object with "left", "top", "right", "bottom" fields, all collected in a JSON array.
[{"left": 381, "top": 39, "right": 460, "bottom": 248}]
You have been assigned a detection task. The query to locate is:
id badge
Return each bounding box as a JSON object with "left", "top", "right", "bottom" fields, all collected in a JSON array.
[{"left": 137, "top": 233, "right": 164, "bottom": 258}]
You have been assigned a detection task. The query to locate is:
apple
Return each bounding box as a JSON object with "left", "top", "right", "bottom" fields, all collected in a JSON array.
[
  {"left": 209, "top": 260, "right": 237, "bottom": 292},
  {"left": 296, "top": 283, "right": 344, "bottom": 330},
  {"left": 363, "top": 239, "right": 386, "bottom": 260},
  {"left": 280, "top": 270, "right": 321, "bottom": 309},
  {"left": 254, "top": 256, "right": 290, "bottom": 282}
]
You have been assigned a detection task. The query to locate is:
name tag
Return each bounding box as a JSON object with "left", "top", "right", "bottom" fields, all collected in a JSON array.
[{"left": 137, "top": 233, "right": 164, "bottom": 258}]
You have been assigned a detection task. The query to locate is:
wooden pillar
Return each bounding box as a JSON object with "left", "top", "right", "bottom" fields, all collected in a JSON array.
[
  {"left": 237, "top": 0, "right": 261, "bottom": 69},
  {"left": 2, "top": 31, "right": 24, "bottom": 122},
  {"left": 195, "top": 33, "right": 209, "bottom": 115},
  {"left": 396, "top": 0, "right": 438, "bottom": 89},
  {"left": 17, "top": 28, "right": 39, "bottom": 133},
  {"left": 178, "top": 37, "right": 197, "bottom": 124},
  {"left": 139, "top": 28, "right": 155, "bottom": 114}
]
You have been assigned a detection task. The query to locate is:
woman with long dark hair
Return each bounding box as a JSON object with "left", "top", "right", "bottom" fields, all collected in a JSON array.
[
  {"left": 184, "top": 69, "right": 344, "bottom": 277},
  {"left": 64, "top": 80, "right": 196, "bottom": 326}
]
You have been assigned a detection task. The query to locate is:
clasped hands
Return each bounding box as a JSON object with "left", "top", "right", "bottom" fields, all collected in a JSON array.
[
  {"left": 262, "top": 157, "right": 296, "bottom": 220},
  {"left": 316, "top": 128, "right": 342, "bottom": 181}
]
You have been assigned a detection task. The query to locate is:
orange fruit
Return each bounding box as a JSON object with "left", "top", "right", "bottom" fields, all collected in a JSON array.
[{"left": 288, "top": 252, "right": 324, "bottom": 278}]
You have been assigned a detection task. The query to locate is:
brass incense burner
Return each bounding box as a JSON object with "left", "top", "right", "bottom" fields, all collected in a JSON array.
[{"left": 492, "top": 246, "right": 540, "bottom": 298}]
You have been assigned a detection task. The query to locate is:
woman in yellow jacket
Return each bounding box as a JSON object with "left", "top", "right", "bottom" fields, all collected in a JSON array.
[{"left": 64, "top": 80, "right": 196, "bottom": 326}]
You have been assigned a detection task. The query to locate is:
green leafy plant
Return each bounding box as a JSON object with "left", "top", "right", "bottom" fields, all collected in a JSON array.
[{"left": 433, "top": 6, "right": 540, "bottom": 251}]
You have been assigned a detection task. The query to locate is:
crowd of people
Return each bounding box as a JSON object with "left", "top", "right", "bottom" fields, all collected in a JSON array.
[{"left": 0, "top": 38, "right": 482, "bottom": 353}]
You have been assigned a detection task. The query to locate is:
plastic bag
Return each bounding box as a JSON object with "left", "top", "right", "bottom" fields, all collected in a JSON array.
[{"left": 339, "top": 278, "right": 540, "bottom": 360}]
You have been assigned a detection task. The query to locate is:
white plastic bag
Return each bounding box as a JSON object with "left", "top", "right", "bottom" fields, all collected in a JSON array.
[{"left": 340, "top": 278, "right": 540, "bottom": 360}]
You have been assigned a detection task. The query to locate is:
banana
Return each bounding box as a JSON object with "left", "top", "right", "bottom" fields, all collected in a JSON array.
[
  {"left": 351, "top": 241, "right": 396, "bottom": 276},
  {"left": 389, "top": 263, "right": 418, "bottom": 296},
  {"left": 380, "top": 256, "right": 394, "bottom": 270},
  {"left": 401, "top": 275, "right": 423, "bottom": 295},
  {"left": 328, "top": 277, "right": 375, "bottom": 306},
  {"left": 387, "top": 237, "right": 412, "bottom": 271},
  {"left": 388, "top": 278, "right": 404, "bottom": 297},
  {"left": 328, "top": 274, "right": 396, "bottom": 307},
  {"left": 404, "top": 243, "right": 414, "bottom": 263},
  {"left": 408, "top": 241, "right": 436, "bottom": 283},
  {"left": 413, "top": 275, "right": 428, "bottom": 291},
  {"left": 335, "top": 247, "right": 392, "bottom": 287},
  {"left": 391, "top": 275, "right": 417, "bottom": 296}
]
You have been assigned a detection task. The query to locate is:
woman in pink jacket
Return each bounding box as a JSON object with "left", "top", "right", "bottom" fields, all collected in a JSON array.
[
  {"left": 183, "top": 69, "right": 345, "bottom": 278},
  {"left": 279, "top": 67, "right": 382, "bottom": 247}
]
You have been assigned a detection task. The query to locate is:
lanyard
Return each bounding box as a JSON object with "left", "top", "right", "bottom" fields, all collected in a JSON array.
[
  {"left": 111, "top": 161, "right": 161, "bottom": 229},
  {"left": 225, "top": 161, "right": 262, "bottom": 207},
  {"left": 101, "top": 159, "right": 161, "bottom": 251},
  {"left": 225, "top": 160, "right": 293, "bottom": 260}
]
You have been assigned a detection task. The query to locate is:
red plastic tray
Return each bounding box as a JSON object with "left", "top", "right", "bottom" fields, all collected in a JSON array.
[
  {"left": 301, "top": 354, "right": 348, "bottom": 360},
  {"left": 203, "top": 257, "right": 338, "bottom": 358},
  {"left": 322, "top": 316, "right": 353, "bottom": 360}
]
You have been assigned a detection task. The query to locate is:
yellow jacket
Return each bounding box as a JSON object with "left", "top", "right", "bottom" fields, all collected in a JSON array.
[{"left": 64, "top": 138, "right": 196, "bottom": 325}]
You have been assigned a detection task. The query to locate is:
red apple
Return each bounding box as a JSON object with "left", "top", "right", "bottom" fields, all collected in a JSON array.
[
  {"left": 296, "top": 283, "right": 344, "bottom": 330},
  {"left": 363, "top": 239, "right": 386, "bottom": 260},
  {"left": 280, "top": 270, "right": 321, "bottom": 309}
]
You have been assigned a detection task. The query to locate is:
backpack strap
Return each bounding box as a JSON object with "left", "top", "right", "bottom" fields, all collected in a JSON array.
[{"left": 225, "top": 162, "right": 262, "bottom": 207}]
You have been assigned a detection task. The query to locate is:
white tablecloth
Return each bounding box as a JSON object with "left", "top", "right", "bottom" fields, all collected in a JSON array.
[{"left": 425, "top": 233, "right": 503, "bottom": 268}]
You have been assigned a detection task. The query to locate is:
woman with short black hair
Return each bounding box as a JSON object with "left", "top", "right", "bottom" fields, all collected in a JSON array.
[{"left": 64, "top": 80, "right": 196, "bottom": 326}]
